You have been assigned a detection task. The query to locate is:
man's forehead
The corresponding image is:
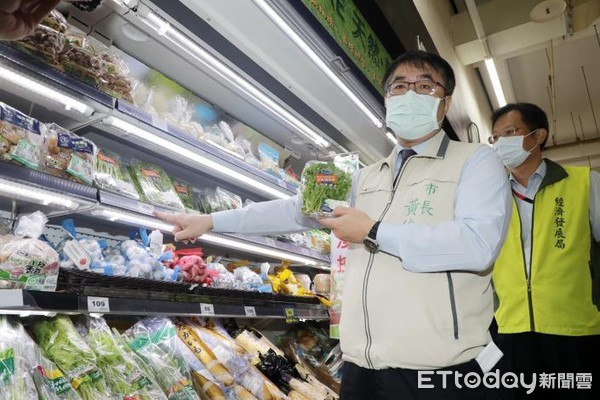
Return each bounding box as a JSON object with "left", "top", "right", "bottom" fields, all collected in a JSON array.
[{"left": 391, "top": 63, "right": 440, "bottom": 80}]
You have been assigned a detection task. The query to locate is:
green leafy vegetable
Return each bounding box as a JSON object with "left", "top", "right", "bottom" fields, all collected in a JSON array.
[
  {"left": 300, "top": 162, "right": 352, "bottom": 216},
  {"left": 33, "top": 316, "right": 112, "bottom": 400},
  {"left": 85, "top": 316, "right": 167, "bottom": 400}
]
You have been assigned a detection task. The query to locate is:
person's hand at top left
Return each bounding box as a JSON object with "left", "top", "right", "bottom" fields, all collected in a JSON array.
[
  {"left": 0, "top": 0, "right": 62, "bottom": 41},
  {"left": 318, "top": 206, "right": 376, "bottom": 243}
]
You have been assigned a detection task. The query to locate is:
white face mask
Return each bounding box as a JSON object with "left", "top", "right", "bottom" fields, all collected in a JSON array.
[
  {"left": 493, "top": 129, "right": 538, "bottom": 169},
  {"left": 385, "top": 91, "right": 443, "bottom": 140}
]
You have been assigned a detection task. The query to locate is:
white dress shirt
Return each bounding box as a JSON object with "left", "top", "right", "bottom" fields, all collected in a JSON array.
[{"left": 212, "top": 133, "right": 512, "bottom": 273}]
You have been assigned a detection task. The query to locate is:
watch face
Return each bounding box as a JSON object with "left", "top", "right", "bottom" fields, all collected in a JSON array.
[{"left": 363, "top": 236, "right": 379, "bottom": 253}]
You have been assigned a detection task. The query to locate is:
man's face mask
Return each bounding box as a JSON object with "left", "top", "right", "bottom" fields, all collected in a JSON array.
[
  {"left": 492, "top": 129, "right": 539, "bottom": 169},
  {"left": 385, "top": 91, "right": 444, "bottom": 141}
]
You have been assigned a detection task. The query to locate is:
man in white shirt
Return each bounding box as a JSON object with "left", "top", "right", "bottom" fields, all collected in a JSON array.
[
  {"left": 490, "top": 102, "right": 600, "bottom": 400},
  {"left": 158, "top": 50, "right": 511, "bottom": 399}
]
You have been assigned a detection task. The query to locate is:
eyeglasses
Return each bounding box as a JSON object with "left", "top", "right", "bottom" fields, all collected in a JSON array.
[
  {"left": 488, "top": 127, "right": 536, "bottom": 144},
  {"left": 385, "top": 79, "right": 447, "bottom": 97}
]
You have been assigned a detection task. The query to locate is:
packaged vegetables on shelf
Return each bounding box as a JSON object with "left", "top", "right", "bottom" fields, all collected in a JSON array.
[
  {"left": 13, "top": 23, "right": 65, "bottom": 65},
  {"left": 0, "top": 317, "right": 39, "bottom": 400},
  {"left": 32, "top": 316, "right": 113, "bottom": 400},
  {"left": 124, "top": 317, "right": 199, "bottom": 400},
  {"left": 299, "top": 161, "right": 352, "bottom": 218},
  {"left": 129, "top": 160, "right": 185, "bottom": 211},
  {"left": 0, "top": 102, "right": 44, "bottom": 170},
  {"left": 0, "top": 211, "right": 59, "bottom": 291},
  {"left": 43, "top": 123, "right": 97, "bottom": 185},
  {"left": 60, "top": 32, "right": 104, "bottom": 87},
  {"left": 171, "top": 177, "right": 199, "bottom": 211},
  {"left": 19, "top": 321, "right": 82, "bottom": 399},
  {"left": 80, "top": 316, "right": 167, "bottom": 400},
  {"left": 94, "top": 148, "right": 140, "bottom": 200}
]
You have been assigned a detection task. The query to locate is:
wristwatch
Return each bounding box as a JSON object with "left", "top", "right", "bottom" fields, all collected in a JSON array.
[{"left": 363, "top": 221, "right": 381, "bottom": 253}]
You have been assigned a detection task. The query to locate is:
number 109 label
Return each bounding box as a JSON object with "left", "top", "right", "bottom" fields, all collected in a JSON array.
[{"left": 87, "top": 297, "right": 110, "bottom": 312}]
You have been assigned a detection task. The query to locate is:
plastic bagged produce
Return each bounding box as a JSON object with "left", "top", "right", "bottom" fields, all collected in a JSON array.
[
  {"left": 129, "top": 160, "right": 185, "bottom": 210},
  {"left": 0, "top": 317, "right": 39, "bottom": 400},
  {"left": 124, "top": 317, "right": 200, "bottom": 400},
  {"left": 41, "top": 10, "right": 68, "bottom": 33},
  {"left": 0, "top": 102, "right": 44, "bottom": 170},
  {"left": 0, "top": 211, "right": 59, "bottom": 291},
  {"left": 43, "top": 124, "right": 97, "bottom": 185},
  {"left": 32, "top": 316, "right": 114, "bottom": 400},
  {"left": 94, "top": 148, "right": 140, "bottom": 200},
  {"left": 96, "top": 48, "right": 134, "bottom": 102},
  {"left": 14, "top": 23, "right": 65, "bottom": 65},
  {"left": 81, "top": 316, "right": 167, "bottom": 400},
  {"left": 171, "top": 177, "right": 198, "bottom": 211},
  {"left": 60, "top": 32, "right": 102, "bottom": 87},
  {"left": 17, "top": 320, "right": 82, "bottom": 399},
  {"left": 175, "top": 322, "right": 235, "bottom": 388},
  {"left": 299, "top": 161, "right": 352, "bottom": 218}
]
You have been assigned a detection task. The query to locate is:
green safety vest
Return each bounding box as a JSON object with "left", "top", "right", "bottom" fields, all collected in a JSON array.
[{"left": 494, "top": 160, "right": 600, "bottom": 335}]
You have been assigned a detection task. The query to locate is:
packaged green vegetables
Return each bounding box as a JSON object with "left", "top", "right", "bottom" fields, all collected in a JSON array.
[
  {"left": 33, "top": 316, "right": 113, "bottom": 400},
  {"left": 300, "top": 161, "right": 352, "bottom": 218},
  {"left": 83, "top": 316, "right": 167, "bottom": 400}
]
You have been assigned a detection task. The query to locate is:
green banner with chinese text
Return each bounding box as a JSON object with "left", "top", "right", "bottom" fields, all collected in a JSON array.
[{"left": 302, "top": 0, "right": 392, "bottom": 91}]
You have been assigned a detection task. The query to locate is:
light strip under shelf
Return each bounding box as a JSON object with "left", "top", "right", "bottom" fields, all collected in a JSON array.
[
  {"left": 136, "top": 8, "right": 331, "bottom": 149},
  {"left": 0, "top": 180, "right": 78, "bottom": 209},
  {"left": 0, "top": 66, "right": 94, "bottom": 116},
  {"left": 94, "top": 209, "right": 319, "bottom": 266},
  {"left": 102, "top": 116, "right": 291, "bottom": 199},
  {"left": 253, "top": 0, "right": 384, "bottom": 129}
]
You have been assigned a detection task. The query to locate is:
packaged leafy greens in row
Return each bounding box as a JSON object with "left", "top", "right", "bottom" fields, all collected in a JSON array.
[
  {"left": 129, "top": 160, "right": 185, "bottom": 211},
  {"left": 94, "top": 148, "right": 140, "bottom": 200},
  {"left": 299, "top": 161, "right": 352, "bottom": 218},
  {"left": 32, "top": 316, "right": 113, "bottom": 400},
  {"left": 171, "top": 177, "right": 199, "bottom": 212}
]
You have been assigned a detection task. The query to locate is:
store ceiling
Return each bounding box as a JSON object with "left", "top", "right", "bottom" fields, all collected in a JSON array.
[{"left": 404, "top": 0, "right": 600, "bottom": 170}]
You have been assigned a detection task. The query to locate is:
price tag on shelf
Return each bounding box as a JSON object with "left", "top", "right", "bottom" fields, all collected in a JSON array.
[
  {"left": 200, "top": 303, "right": 215, "bottom": 316},
  {"left": 88, "top": 297, "right": 110, "bottom": 313},
  {"left": 137, "top": 203, "right": 154, "bottom": 215},
  {"left": 285, "top": 307, "right": 298, "bottom": 323},
  {"left": 244, "top": 306, "right": 257, "bottom": 317}
]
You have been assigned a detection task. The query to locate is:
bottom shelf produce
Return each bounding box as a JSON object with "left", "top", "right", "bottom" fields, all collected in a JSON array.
[{"left": 0, "top": 314, "right": 342, "bottom": 400}]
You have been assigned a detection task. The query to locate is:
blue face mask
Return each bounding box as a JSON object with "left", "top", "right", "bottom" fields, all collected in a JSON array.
[
  {"left": 493, "top": 129, "right": 538, "bottom": 169},
  {"left": 385, "top": 91, "right": 443, "bottom": 140}
]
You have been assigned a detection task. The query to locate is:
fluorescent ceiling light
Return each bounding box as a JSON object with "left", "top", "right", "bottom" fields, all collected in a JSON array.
[
  {"left": 136, "top": 9, "right": 331, "bottom": 149},
  {"left": 253, "top": 0, "right": 384, "bottom": 129},
  {"left": 103, "top": 117, "right": 291, "bottom": 199},
  {"left": 0, "top": 66, "right": 94, "bottom": 116},
  {"left": 386, "top": 131, "right": 398, "bottom": 145},
  {"left": 484, "top": 58, "right": 507, "bottom": 107},
  {"left": 94, "top": 208, "right": 319, "bottom": 265},
  {"left": 0, "top": 180, "right": 78, "bottom": 209}
]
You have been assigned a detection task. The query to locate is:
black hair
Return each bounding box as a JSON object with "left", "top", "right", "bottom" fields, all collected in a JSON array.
[
  {"left": 382, "top": 50, "right": 456, "bottom": 95},
  {"left": 491, "top": 103, "right": 550, "bottom": 149}
]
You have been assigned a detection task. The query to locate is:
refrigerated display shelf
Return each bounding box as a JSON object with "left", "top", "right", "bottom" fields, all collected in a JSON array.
[
  {"left": 0, "top": 161, "right": 98, "bottom": 201},
  {"left": 0, "top": 289, "right": 328, "bottom": 320},
  {"left": 0, "top": 42, "right": 115, "bottom": 107},
  {"left": 0, "top": 161, "right": 330, "bottom": 264},
  {"left": 116, "top": 100, "right": 299, "bottom": 193}
]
